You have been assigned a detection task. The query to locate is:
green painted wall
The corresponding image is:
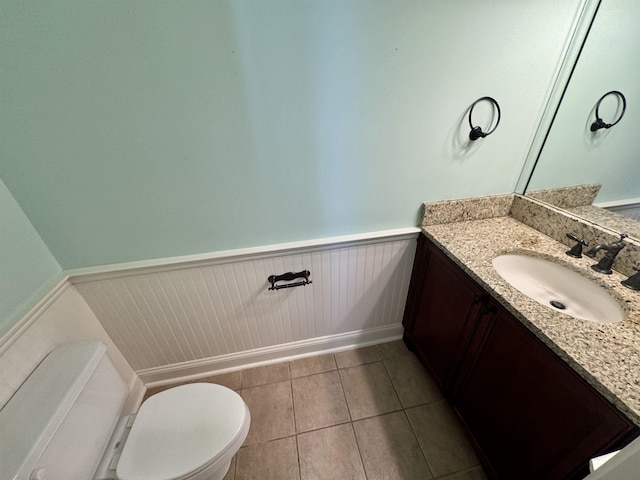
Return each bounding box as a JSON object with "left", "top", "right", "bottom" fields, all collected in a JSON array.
[
  {"left": 1, "top": 0, "right": 583, "bottom": 269},
  {"left": 0, "top": 178, "right": 62, "bottom": 336}
]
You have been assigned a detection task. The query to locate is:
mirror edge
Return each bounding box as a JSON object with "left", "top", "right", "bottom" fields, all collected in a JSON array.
[{"left": 515, "top": 0, "right": 602, "bottom": 194}]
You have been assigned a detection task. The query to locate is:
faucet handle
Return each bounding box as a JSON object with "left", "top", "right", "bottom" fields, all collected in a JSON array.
[
  {"left": 621, "top": 265, "right": 640, "bottom": 291},
  {"left": 565, "top": 233, "right": 588, "bottom": 258}
]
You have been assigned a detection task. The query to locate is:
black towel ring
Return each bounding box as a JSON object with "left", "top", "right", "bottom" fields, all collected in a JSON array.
[
  {"left": 590, "top": 90, "right": 626, "bottom": 132},
  {"left": 468, "top": 96, "right": 501, "bottom": 141}
]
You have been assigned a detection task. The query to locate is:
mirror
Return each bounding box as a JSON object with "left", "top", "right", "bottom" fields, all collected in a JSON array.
[{"left": 519, "top": 0, "right": 640, "bottom": 240}]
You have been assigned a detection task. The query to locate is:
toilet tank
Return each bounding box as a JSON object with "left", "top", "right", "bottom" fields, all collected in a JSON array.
[{"left": 0, "top": 340, "right": 129, "bottom": 480}]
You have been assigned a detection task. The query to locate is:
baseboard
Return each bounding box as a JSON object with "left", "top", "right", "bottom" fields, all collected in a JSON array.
[
  {"left": 139, "top": 323, "right": 404, "bottom": 387},
  {"left": 604, "top": 203, "right": 640, "bottom": 222},
  {"left": 594, "top": 198, "right": 640, "bottom": 209}
]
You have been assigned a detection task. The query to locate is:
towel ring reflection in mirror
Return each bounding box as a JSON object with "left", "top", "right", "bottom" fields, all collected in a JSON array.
[
  {"left": 468, "top": 96, "right": 501, "bottom": 141},
  {"left": 590, "top": 90, "right": 626, "bottom": 132}
]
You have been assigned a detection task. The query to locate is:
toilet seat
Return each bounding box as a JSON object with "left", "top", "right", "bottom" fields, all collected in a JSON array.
[{"left": 116, "top": 383, "right": 249, "bottom": 480}]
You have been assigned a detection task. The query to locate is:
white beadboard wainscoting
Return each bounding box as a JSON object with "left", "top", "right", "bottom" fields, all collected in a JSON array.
[{"left": 70, "top": 229, "right": 420, "bottom": 386}]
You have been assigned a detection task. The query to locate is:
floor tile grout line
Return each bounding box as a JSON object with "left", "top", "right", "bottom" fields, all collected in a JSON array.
[
  {"left": 336, "top": 364, "right": 355, "bottom": 424},
  {"left": 241, "top": 360, "right": 292, "bottom": 389},
  {"left": 348, "top": 421, "right": 370, "bottom": 480},
  {"left": 381, "top": 345, "right": 446, "bottom": 480},
  {"left": 296, "top": 417, "right": 354, "bottom": 436},
  {"left": 430, "top": 465, "right": 485, "bottom": 480},
  {"left": 381, "top": 356, "right": 405, "bottom": 409},
  {"left": 288, "top": 376, "right": 298, "bottom": 437},
  {"left": 290, "top": 353, "right": 338, "bottom": 379},
  {"left": 291, "top": 368, "right": 351, "bottom": 435},
  {"left": 294, "top": 431, "right": 302, "bottom": 480},
  {"left": 401, "top": 407, "right": 436, "bottom": 479},
  {"left": 289, "top": 404, "right": 433, "bottom": 437}
]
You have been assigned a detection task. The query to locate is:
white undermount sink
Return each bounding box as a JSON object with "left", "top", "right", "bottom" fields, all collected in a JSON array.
[{"left": 492, "top": 254, "right": 624, "bottom": 323}]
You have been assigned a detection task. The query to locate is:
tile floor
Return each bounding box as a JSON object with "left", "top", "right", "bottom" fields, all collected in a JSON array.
[{"left": 144, "top": 340, "right": 488, "bottom": 480}]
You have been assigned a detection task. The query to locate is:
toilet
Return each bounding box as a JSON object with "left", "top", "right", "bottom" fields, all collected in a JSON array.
[{"left": 0, "top": 340, "right": 250, "bottom": 480}]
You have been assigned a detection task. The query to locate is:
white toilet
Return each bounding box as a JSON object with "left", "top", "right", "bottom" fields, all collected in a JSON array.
[{"left": 0, "top": 340, "right": 250, "bottom": 480}]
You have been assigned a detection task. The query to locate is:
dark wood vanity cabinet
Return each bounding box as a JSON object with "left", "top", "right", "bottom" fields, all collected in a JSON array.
[
  {"left": 451, "top": 300, "right": 637, "bottom": 479},
  {"left": 402, "top": 235, "right": 638, "bottom": 480},
  {"left": 402, "top": 234, "right": 486, "bottom": 394}
]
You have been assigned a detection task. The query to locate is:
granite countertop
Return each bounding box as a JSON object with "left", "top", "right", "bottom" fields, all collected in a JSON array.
[{"left": 422, "top": 215, "right": 640, "bottom": 425}]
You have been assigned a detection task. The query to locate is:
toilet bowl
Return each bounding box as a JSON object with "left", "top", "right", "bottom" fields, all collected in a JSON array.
[
  {"left": 111, "top": 383, "right": 250, "bottom": 480},
  {"left": 0, "top": 340, "right": 250, "bottom": 480}
]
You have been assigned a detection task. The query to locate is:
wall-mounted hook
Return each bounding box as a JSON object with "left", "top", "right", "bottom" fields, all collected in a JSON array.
[
  {"left": 468, "top": 96, "right": 501, "bottom": 141},
  {"left": 590, "top": 90, "right": 626, "bottom": 132}
]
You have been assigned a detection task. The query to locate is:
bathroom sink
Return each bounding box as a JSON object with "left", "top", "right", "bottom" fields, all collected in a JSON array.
[{"left": 492, "top": 254, "right": 624, "bottom": 323}]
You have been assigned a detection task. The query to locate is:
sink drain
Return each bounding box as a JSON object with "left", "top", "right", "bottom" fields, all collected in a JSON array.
[{"left": 550, "top": 300, "right": 566, "bottom": 310}]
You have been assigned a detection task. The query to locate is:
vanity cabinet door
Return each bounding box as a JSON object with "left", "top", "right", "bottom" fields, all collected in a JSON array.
[
  {"left": 402, "top": 235, "right": 486, "bottom": 394},
  {"left": 451, "top": 300, "right": 636, "bottom": 480}
]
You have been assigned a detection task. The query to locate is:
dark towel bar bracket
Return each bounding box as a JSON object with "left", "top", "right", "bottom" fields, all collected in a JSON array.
[
  {"left": 468, "top": 96, "right": 501, "bottom": 141},
  {"left": 590, "top": 90, "right": 627, "bottom": 132},
  {"left": 268, "top": 270, "right": 312, "bottom": 291}
]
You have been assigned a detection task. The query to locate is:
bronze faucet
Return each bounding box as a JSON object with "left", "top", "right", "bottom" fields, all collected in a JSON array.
[
  {"left": 622, "top": 267, "right": 640, "bottom": 291},
  {"left": 585, "top": 234, "right": 628, "bottom": 274}
]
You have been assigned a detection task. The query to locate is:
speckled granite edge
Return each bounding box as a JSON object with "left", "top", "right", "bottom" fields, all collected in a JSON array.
[
  {"left": 421, "top": 194, "right": 514, "bottom": 227},
  {"left": 421, "top": 216, "right": 640, "bottom": 426},
  {"left": 527, "top": 184, "right": 601, "bottom": 208},
  {"left": 511, "top": 195, "right": 640, "bottom": 278}
]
